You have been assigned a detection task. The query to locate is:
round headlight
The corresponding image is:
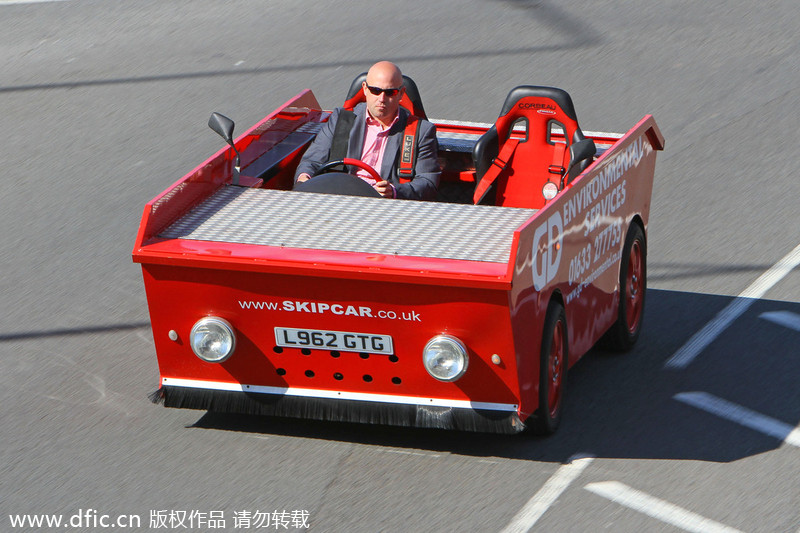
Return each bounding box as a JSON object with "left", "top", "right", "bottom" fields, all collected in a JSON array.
[
  {"left": 190, "top": 317, "right": 236, "bottom": 363},
  {"left": 422, "top": 335, "right": 469, "bottom": 382}
]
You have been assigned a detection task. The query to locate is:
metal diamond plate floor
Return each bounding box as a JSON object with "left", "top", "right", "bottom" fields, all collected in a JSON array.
[{"left": 159, "top": 187, "right": 536, "bottom": 263}]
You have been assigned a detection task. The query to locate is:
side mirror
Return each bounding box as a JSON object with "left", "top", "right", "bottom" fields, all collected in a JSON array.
[
  {"left": 209, "top": 112, "right": 235, "bottom": 145},
  {"left": 208, "top": 112, "right": 240, "bottom": 185}
]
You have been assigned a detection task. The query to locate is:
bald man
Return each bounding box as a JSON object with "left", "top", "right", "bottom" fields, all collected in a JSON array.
[{"left": 294, "top": 61, "right": 440, "bottom": 200}]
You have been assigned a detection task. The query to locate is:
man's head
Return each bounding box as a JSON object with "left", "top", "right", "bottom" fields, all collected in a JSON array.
[{"left": 362, "top": 61, "right": 405, "bottom": 127}]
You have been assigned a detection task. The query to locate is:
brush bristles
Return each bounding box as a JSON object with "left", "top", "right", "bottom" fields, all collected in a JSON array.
[{"left": 149, "top": 386, "right": 524, "bottom": 434}]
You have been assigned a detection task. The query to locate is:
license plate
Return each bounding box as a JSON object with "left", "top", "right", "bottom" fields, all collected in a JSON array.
[{"left": 274, "top": 327, "right": 394, "bottom": 355}]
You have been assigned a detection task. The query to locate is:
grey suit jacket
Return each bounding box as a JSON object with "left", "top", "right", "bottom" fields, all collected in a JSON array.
[{"left": 294, "top": 103, "right": 440, "bottom": 200}]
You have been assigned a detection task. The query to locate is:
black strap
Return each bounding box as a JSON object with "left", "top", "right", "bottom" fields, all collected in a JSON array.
[{"left": 329, "top": 110, "right": 356, "bottom": 161}]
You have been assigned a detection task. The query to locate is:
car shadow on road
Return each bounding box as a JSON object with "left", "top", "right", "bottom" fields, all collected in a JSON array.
[{"left": 192, "top": 289, "right": 800, "bottom": 464}]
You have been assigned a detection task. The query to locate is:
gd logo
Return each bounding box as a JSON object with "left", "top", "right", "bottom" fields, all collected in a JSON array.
[{"left": 532, "top": 212, "right": 563, "bottom": 290}]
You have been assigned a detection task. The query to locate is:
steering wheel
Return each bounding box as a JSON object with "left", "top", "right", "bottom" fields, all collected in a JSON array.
[
  {"left": 294, "top": 172, "right": 382, "bottom": 198},
  {"left": 312, "top": 158, "right": 382, "bottom": 183}
]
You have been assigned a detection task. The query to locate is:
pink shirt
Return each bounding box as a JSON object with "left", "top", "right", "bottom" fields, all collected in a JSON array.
[{"left": 356, "top": 111, "right": 399, "bottom": 187}]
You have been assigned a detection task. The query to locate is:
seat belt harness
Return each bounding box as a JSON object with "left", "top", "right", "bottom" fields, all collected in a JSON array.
[
  {"left": 398, "top": 115, "right": 421, "bottom": 182},
  {"left": 329, "top": 110, "right": 420, "bottom": 182},
  {"left": 329, "top": 110, "right": 357, "bottom": 162},
  {"left": 472, "top": 138, "right": 520, "bottom": 204}
]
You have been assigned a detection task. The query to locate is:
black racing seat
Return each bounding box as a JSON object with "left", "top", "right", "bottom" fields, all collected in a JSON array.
[{"left": 472, "top": 86, "right": 595, "bottom": 208}]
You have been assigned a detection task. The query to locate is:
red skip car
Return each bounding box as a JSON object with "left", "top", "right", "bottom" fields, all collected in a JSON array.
[{"left": 133, "top": 80, "right": 664, "bottom": 434}]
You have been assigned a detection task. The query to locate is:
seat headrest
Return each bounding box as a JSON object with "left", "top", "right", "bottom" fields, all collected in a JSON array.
[
  {"left": 494, "top": 85, "right": 582, "bottom": 145},
  {"left": 343, "top": 73, "right": 427, "bottom": 119}
]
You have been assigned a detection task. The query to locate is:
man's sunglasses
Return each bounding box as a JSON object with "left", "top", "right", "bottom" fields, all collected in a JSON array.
[{"left": 365, "top": 84, "right": 403, "bottom": 97}]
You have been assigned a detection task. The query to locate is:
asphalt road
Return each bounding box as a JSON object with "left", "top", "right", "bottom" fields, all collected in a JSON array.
[{"left": 2, "top": 1, "right": 799, "bottom": 532}]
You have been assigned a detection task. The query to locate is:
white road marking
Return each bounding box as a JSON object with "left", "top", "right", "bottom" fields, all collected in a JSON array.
[
  {"left": 382, "top": 449, "right": 441, "bottom": 458},
  {"left": 665, "top": 243, "right": 800, "bottom": 369},
  {"left": 760, "top": 310, "right": 800, "bottom": 333},
  {"left": 137, "top": 329, "right": 154, "bottom": 344},
  {"left": 0, "top": 0, "right": 71, "bottom": 4},
  {"left": 674, "top": 391, "right": 800, "bottom": 448},
  {"left": 500, "top": 455, "right": 594, "bottom": 533},
  {"left": 585, "top": 481, "right": 745, "bottom": 533}
]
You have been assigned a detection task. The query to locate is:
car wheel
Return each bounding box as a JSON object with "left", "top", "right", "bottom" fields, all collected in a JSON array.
[
  {"left": 532, "top": 300, "right": 567, "bottom": 435},
  {"left": 600, "top": 222, "right": 646, "bottom": 352}
]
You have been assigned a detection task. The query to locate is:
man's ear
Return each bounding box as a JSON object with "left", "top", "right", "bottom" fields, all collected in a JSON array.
[{"left": 362, "top": 81, "right": 369, "bottom": 97}]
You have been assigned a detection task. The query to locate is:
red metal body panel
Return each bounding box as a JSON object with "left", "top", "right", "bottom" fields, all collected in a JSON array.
[
  {"left": 141, "top": 264, "right": 520, "bottom": 406},
  {"left": 508, "top": 116, "right": 663, "bottom": 418},
  {"left": 134, "top": 90, "right": 324, "bottom": 247},
  {"left": 134, "top": 238, "right": 512, "bottom": 289},
  {"left": 133, "top": 87, "right": 663, "bottom": 433}
]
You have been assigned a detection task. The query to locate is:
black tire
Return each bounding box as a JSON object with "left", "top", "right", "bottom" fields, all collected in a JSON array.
[
  {"left": 600, "top": 223, "right": 646, "bottom": 352},
  {"left": 531, "top": 300, "right": 568, "bottom": 435}
]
